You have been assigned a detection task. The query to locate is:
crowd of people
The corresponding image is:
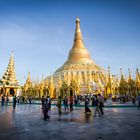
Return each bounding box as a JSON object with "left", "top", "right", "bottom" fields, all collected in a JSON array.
[
  {"left": 41, "top": 94, "right": 105, "bottom": 120},
  {"left": 0, "top": 95, "right": 32, "bottom": 109},
  {"left": 1, "top": 93, "right": 140, "bottom": 121}
]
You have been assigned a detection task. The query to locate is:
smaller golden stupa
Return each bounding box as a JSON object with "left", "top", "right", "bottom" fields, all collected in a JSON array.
[{"left": 0, "top": 51, "right": 20, "bottom": 96}]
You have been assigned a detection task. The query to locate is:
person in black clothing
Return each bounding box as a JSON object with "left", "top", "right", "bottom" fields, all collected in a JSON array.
[
  {"left": 63, "top": 96, "right": 69, "bottom": 111},
  {"left": 41, "top": 96, "right": 45, "bottom": 109},
  {"left": 42, "top": 100, "right": 49, "bottom": 120},
  {"left": 47, "top": 96, "right": 51, "bottom": 110},
  {"left": 1, "top": 95, "right": 5, "bottom": 106},
  {"left": 74, "top": 97, "right": 78, "bottom": 105},
  {"left": 17, "top": 96, "right": 20, "bottom": 103},
  {"left": 29, "top": 96, "right": 32, "bottom": 104},
  {"left": 85, "top": 97, "right": 91, "bottom": 114},
  {"left": 92, "top": 95, "right": 95, "bottom": 107},
  {"left": 94, "top": 95, "right": 101, "bottom": 117},
  {"left": 98, "top": 94, "right": 104, "bottom": 115},
  {"left": 6, "top": 96, "right": 9, "bottom": 106},
  {"left": 13, "top": 95, "right": 17, "bottom": 109}
]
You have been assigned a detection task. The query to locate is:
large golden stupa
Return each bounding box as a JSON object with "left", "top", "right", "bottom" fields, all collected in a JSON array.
[
  {"left": 49, "top": 18, "right": 106, "bottom": 96},
  {"left": 22, "top": 18, "right": 140, "bottom": 98}
]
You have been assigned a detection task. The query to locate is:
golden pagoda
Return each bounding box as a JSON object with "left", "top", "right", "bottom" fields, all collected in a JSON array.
[
  {"left": 135, "top": 68, "right": 140, "bottom": 95},
  {"left": 105, "top": 66, "right": 112, "bottom": 97},
  {"left": 118, "top": 68, "right": 127, "bottom": 95},
  {"left": 23, "top": 72, "right": 32, "bottom": 96},
  {"left": 0, "top": 51, "right": 20, "bottom": 96},
  {"left": 48, "top": 75, "right": 56, "bottom": 98},
  {"left": 39, "top": 74, "right": 45, "bottom": 98},
  {"left": 49, "top": 18, "right": 106, "bottom": 97},
  {"left": 127, "top": 68, "right": 135, "bottom": 96}
]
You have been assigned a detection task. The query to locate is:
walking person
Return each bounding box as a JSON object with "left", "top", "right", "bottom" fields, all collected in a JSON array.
[
  {"left": 17, "top": 96, "right": 20, "bottom": 103},
  {"left": 98, "top": 94, "right": 104, "bottom": 115},
  {"left": 41, "top": 96, "right": 45, "bottom": 109},
  {"left": 29, "top": 96, "right": 32, "bottom": 104},
  {"left": 91, "top": 95, "right": 95, "bottom": 107},
  {"left": 47, "top": 96, "right": 51, "bottom": 110},
  {"left": 69, "top": 95, "right": 74, "bottom": 112},
  {"left": 85, "top": 97, "right": 91, "bottom": 114},
  {"left": 42, "top": 100, "right": 49, "bottom": 120},
  {"left": 1, "top": 95, "right": 5, "bottom": 106},
  {"left": 74, "top": 96, "right": 78, "bottom": 105},
  {"left": 136, "top": 94, "right": 140, "bottom": 110},
  {"left": 13, "top": 95, "right": 17, "bottom": 109},
  {"left": 63, "top": 96, "right": 69, "bottom": 111},
  {"left": 94, "top": 95, "right": 101, "bottom": 117},
  {"left": 5, "top": 96, "right": 9, "bottom": 106},
  {"left": 57, "top": 96, "right": 62, "bottom": 115}
]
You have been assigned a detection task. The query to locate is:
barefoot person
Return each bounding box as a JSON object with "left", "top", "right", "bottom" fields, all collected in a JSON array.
[
  {"left": 94, "top": 95, "right": 101, "bottom": 117},
  {"left": 63, "top": 96, "right": 69, "bottom": 111},
  {"left": 85, "top": 96, "right": 91, "bottom": 114},
  {"left": 42, "top": 100, "right": 49, "bottom": 120},
  {"left": 98, "top": 94, "right": 104, "bottom": 115},
  {"left": 57, "top": 96, "right": 62, "bottom": 115}
]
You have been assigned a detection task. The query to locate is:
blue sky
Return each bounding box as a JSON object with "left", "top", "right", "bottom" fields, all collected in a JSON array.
[{"left": 0, "top": 0, "right": 140, "bottom": 85}]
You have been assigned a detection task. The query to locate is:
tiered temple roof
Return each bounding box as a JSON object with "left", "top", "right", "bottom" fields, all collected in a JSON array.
[{"left": 0, "top": 51, "right": 19, "bottom": 86}]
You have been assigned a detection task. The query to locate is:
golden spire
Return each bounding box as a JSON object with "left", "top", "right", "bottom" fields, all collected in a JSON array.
[
  {"left": 27, "top": 72, "right": 31, "bottom": 83},
  {"left": 136, "top": 68, "right": 140, "bottom": 82},
  {"left": 74, "top": 18, "right": 83, "bottom": 41},
  {"left": 49, "top": 75, "right": 55, "bottom": 98},
  {"left": 66, "top": 18, "right": 93, "bottom": 64},
  {"left": 1, "top": 51, "right": 18, "bottom": 85},
  {"left": 55, "top": 18, "right": 94, "bottom": 72},
  {"left": 24, "top": 72, "right": 32, "bottom": 89},
  {"left": 120, "top": 68, "right": 124, "bottom": 80},
  {"left": 106, "top": 66, "right": 112, "bottom": 89},
  {"left": 41, "top": 74, "right": 45, "bottom": 85},
  {"left": 128, "top": 68, "right": 132, "bottom": 81}
]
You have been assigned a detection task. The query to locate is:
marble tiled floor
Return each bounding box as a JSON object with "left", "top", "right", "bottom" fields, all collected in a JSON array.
[{"left": 0, "top": 104, "right": 140, "bottom": 140}]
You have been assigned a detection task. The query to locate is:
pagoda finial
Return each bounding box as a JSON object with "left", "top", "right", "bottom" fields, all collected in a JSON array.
[
  {"left": 27, "top": 72, "right": 31, "bottom": 83},
  {"left": 136, "top": 68, "right": 140, "bottom": 81},
  {"left": 27, "top": 72, "right": 30, "bottom": 79},
  {"left": 107, "top": 66, "right": 111, "bottom": 84},
  {"left": 24, "top": 72, "right": 32, "bottom": 88},
  {"left": 11, "top": 48, "right": 14, "bottom": 57},
  {"left": 76, "top": 17, "right": 80, "bottom": 22},
  {"left": 74, "top": 17, "right": 83, "bottom": 41},
  {"left": 108, "top": 66, "right": 110, "bottom": 75},
  {"left": 42, "top": 74, "right": 44, "bottom": 81},
  {"left": 128, "top": 68, "right": 132, "bottom": 80},
  {"left": 120, "top": 68, "right": 124, "bottom": 79},
  {"left": 136, "top": 68, "right": 139, "bottom": 74}
]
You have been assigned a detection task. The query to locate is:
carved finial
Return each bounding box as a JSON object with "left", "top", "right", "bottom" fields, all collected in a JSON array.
[
  {"left": 11, "top": 49, "right": 14, "bottom": 58},
  {"left": 108, "top": 66, "right": 110, "bottom": 73},
  {"left": 76, "top": 17, "right": 80, "bottom": 23},
  {"left": 120, "top": 68, "right": 124, "bottom": 79},
  {"left": 128, "top": 68, "right": 131, "bottom": 79},
  {"left": 74, "top": 17, "right": 82, "bottom": 41}
]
